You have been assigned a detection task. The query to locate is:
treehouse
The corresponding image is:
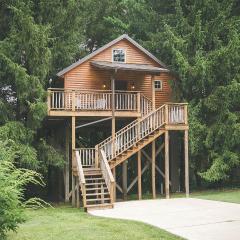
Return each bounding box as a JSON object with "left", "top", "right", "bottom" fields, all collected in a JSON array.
[{"left": 47, "top": 34, "right": 189, "bottom": 211}]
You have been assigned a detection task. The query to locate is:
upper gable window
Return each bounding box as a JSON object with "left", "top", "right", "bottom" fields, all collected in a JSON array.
[{"left": 112, "top": 49, "right": 126, "bottom": 63}]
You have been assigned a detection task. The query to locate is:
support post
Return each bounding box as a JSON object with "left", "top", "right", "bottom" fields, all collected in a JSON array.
[
  {"left": 138, "top": 151, "right": 142, "bottom": 200},
  {"left": 111, "top": 74, "right": 116, "bottom": 155},
  {"left": 122, "top": 161, "right": 128, "bottom": 200},
  {"left": 71, "top": 116, "right": 76, "bottom": 206},
  {"left": 184, "top": 130, "right": 189, "bottom": 197},
  {"left": 47, "top": 90, "right": 51, "bottom": 113},
  {"left": 152, "top": 140, "right": 156, "bottom": 199},
  {"left": 112, "top": 167, "right": 116, "bottom": 201},
  {"left": 72, "top": 175, "right": 75, "bottom": 206},
  {"left": 151, "top": 75, "right": 156, "bottom": 110},
  {"left": 76, "top": 179, "right": 80, "bottom": 208},
  {"left": 65, "top": 124, "right": 70, "bottom": 203},
  {"left": 165, "top": 131, "right": 170, "bottom": 199}
]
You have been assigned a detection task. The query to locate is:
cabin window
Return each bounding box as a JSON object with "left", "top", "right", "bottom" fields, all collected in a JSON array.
[
  {"left": 154, "top": 80, "right": 162, "bottom": 90},
  {"left": 112, "top": 49, "right": 126, "bottom": 63}
]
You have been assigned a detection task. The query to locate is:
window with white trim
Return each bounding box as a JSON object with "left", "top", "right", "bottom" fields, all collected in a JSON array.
[
  {"left": 154, "top": 80, "right": 162, "bottom": 90},
  {"left": 112, "top": 49, "right": 126, "bottom": 63}
]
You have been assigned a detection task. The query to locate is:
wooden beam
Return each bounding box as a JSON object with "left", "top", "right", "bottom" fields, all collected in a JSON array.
[
  {"left": 116, "top": 183, "right": 123, "bottom": 193},
  {"left": 65, "top": 124, "right": 70, "bottom": 203},
  {"left": 48, "top": 110, "right": 141, "bottom": 118},
  {"left": 76, "top": 179, "right": 80, "bottom": 208},
  {"left": 72, "top": 175, "right": 75, "bottom": 206},
  {"left": 122, "top": 161, "right": 128, "bottom": 200},
  {"left": 151, "top": 75, "right": 155, "bottom": 110},
  {"left": 127, "top": 161, "right": 150, "bottom": 193},
  {"left": 152, "top": 140, "right": 156, "bottom": 199},
  {"left": 184, "top": 130, "right": 189, "bottom": 197},
  {"left": 111, "top": 74, "right": 116, "bottom": 155},
  {"left": 142, "top": 148, "right": 172, "bottom": 184},
  {"left": 165, "top": 131, "right": 170, "bottom": 199},
  {"left": 71, "top": 116, "right": 76, "bottom": 206},
  {"left": 138, "top": 151, "right": 142, "bottom": 200},
  {"left": 112, "top": 167, "right": 116, "bottom": 201}
]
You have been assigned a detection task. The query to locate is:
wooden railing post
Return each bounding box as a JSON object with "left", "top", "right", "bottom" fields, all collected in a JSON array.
[
  {"left": 184, "top": 104, "right": 188, "bottom": 125},
  {"left": 47, "top": 90, "right": 51, "bottom": 112},
  {"left": 165, "top": 104, "right": 169, "bottom": 124},
  {"left": 95, "top": 145, "right": 99, "bottom": 168},
  {"left": 72, "top": 90, "right": 75, "bottom": 111},
  {"left": 137, "top": 92, "right": 141, "bottom": 113}
]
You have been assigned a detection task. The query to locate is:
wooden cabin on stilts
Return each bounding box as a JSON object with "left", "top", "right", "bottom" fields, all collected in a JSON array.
[{"left": 47, "top": 34, "right": 189, "bottom": 211}]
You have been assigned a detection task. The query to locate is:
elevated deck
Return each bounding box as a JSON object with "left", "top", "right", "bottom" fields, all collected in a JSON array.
[{"left": 47, "top": 88, "right": 152, "bottom": 117}]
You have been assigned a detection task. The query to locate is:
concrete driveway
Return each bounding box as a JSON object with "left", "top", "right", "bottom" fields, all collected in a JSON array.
[{"left": 89, "top": 198, "right": 240, "bottom": 240}]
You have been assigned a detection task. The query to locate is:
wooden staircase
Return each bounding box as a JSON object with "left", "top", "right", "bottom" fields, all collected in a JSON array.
[
  {"left": 74, "top": 103, "right": 187, "bottom": 210},
  {"left": 83, "top": 168, "right": 113, "bottom": 210}
]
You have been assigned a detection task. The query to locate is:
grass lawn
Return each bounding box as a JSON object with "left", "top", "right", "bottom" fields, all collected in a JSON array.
[
  {"left": 191, "top": 188, "right": 240, "bottom": 204},
  {"left": 128, "top": 188, "right": 240, "bottom": 204},
  {"left": 7, "top": 206, "right": 183, "bottom": 240}
]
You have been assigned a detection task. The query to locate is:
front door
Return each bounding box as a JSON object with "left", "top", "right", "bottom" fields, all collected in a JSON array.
[{"left": 115, "top": 80, "right": 128, "bottom": 91}]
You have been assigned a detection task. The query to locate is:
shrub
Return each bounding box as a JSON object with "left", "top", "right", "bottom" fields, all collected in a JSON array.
[{"left": 0, "top": 142, "right": 43, "bottom": 239}]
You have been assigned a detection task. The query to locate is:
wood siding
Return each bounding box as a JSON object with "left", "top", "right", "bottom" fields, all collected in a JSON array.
[{"left": 64, "top": 39, "right": 172, "bottom": 107}]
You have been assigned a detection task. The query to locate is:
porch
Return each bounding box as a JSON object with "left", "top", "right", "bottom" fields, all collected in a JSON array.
[{"left": 47, "top": 88, "right": 153, "bottom": 117}]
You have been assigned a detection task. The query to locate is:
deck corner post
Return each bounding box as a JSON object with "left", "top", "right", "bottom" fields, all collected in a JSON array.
[
  {"left": 47, "top": 89, "right": 51, "bottom": 113},
  {"left": 165, "top": 130, "right": 170, "bottom": 199},
  {"left": 184, "top": 104, "right": 188, "bottom": 125},
  {"left": 184, "top": 130, "right": 189, "bottom": 197},
  {"left": 165, "top": 104, "right": 169, "bottom": 125}
]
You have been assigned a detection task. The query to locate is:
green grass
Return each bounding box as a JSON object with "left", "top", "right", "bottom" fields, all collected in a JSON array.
[
  {"left": 191, "top": 188, "right": 240, "bottom": 204},
  {"left": 128, "top": 188, "right": 240, "bottom": 204},
  {"left": 7, "top": 206, "right": 183, "bottom": 240}
]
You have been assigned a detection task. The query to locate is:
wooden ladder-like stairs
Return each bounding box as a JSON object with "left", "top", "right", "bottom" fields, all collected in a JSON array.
[{"left": 83, "top": 168, "right": 113, "bottom": 210}]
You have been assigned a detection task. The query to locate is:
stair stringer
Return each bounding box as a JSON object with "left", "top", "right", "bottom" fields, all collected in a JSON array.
[{"left": 109, "top": 129, "right": 165, "bottom": 169}]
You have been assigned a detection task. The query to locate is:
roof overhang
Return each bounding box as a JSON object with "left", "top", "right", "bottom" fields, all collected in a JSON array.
[{"left": 91, "top": 61, "right": 169, "bottom": 75}]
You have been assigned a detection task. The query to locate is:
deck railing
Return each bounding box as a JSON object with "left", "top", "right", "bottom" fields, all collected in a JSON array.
[
  {"left": 75, "top": 151, "right": 86, "bottom": 207},
  {"left": 76, "top": 148, "right": 95, "bottom": 168},
  {"left": 98, "top": 103, "right": 187, "bottom": 161},
  {"left": 99, "top": 149, "right": 115, "bottom": 204},
  {"left": 47, "top": 88, "right": 152, "bottom": 116}
]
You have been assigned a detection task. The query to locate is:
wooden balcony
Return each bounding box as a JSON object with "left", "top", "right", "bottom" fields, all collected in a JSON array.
[{"left": 47, "top": 88, "right": 152, "bottom": 117}]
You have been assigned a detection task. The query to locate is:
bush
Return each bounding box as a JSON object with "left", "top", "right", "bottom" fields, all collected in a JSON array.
[{"left": 0, "top": 141, "right": 43, "bottom": 239}]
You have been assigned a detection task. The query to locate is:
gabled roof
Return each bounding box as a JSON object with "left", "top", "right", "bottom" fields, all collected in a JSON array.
[{"left": 57, "top": 34, "right": 168, "bottom": 77}]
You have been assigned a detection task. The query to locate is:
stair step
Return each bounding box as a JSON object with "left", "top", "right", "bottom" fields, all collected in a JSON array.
[
  {"left": 86, "top": 203, "right": 113, "bottom": 210},
  {"left": 86, "top": 198, "right": 110, "bottom": 202},
  {"left": 86, "top": 192, "right": 109, "bottom": 196},
  {"left": 85, "top": 177, "right": 104, "bottom": 181},
  {"left": 84, "top": 172, "right": 102, "bottom": 176},
  {"left": 85, "top": 182, "right": 106, "bottom": 186},
  {"left": 86, "top": 187, "right": 108, "bottom": 191}
]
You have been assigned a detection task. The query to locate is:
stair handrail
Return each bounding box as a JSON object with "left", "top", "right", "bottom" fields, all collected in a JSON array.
[
  {"left": 98, "top": 104, "right": 167, "bottom": 161},
  {"left": 75, "top": 151, "right": 87, "bottom": 207},
  {"left": 99, "top": 149, "right": 115, "bottom": 204},
  {"left": 140, "top": 93, "right": 152, "bottom": 115}
]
